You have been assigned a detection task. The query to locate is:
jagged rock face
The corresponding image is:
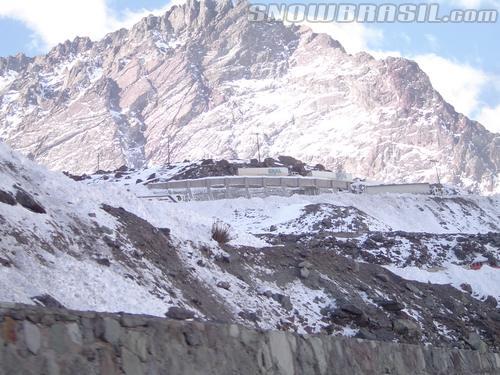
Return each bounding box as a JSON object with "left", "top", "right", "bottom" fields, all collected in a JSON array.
[{"left": 0, "top": 0, "right": 498, "bottom": 193}]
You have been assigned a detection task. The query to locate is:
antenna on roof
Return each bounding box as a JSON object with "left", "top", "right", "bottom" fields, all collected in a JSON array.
[
  {"left": 254, "top": 133, "right": 261, "bottom": 163},
  {"left": 167, "top": 135, "right": 172, "bottom": 165}
]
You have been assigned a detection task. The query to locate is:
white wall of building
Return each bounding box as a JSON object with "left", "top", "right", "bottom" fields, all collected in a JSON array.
[
  {"left": 237, "top": 167, "right": 289, "bottom": 176},
  {"left": 364, "top": 183, "right": 430, "bottom": 195},
  {"left": 309, "top": 170, "right": 352, "bottom": 181}
]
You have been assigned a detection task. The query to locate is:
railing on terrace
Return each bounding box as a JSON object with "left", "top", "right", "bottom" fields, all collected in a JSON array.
[{"left": 141, "top": 176, "right": 352, "bottom": 201}]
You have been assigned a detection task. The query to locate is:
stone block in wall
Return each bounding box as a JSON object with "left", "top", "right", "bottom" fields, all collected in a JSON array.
[{"left": 23, "top": 320, "right": 41, "bottom": 355}]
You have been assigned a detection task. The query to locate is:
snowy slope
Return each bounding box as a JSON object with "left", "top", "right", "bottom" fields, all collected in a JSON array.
[
  {"left": 175, "top": 193, "right": 499, "bottom": 235},
  {"left": 0, "top": 143, "right": 189, "bottom": 315},
  {"left": 386, "top": 264, "right": 500, "bottom": 303}
]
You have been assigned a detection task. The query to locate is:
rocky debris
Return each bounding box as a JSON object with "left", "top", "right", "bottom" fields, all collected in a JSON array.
[
  {"left": 276, "top": 156, "right": 307, "bottom": 175},
  {"left": 299, "top": 268, "right": 310, "bottom": 279},
  {"left": 265, "top": 229, "right": 500, "bottom": 269},
  {"left": 99, "top": 204, "right": 235, "bottom": 323},
  {"left": 298, "top": 261, "right": 313, "bottom": 269},
  {"left": 393, "top": 319, "right": 420, "bottom": 338},
  {"left": 339, "top": 304, "right": 364, "bottom": 316},
  {"left": 63, "top": 171, "right": 91, "bottom": 181},
  {"left": 298, "top": 260, "right": 313, "bottom": 279},
  {"left": 356, "top": 328, "right": 377, "bottom": 340},
  {"left": 405, "top": 283, "right": 422, "bottom": 296},
  {"left": 375, "top": 273, "right": 390, "bottom": 283},
  {"left": 0, "top": 189, "right": 16, "bottom": 206},
  {"left": 490, "top": 312, "right": 500, "bottom": 322},
  {"left": 484, "top": 296, "right": 498, "bottom": 308},
  {"left": 238, "top": 310, "right": 261, "bottom": 323},
  {"left": 216, "top": 281, "right": 231, "bottom": 290},
  {"left": 2, "top": 196, "right": 500, "bottom": 352},
  {"left": 94, "top": 258, "right": 111, "bottom": 267},
  {"left": 103, "top": 235, "right": 121, "bottom": 250},
  {"left": 271, "top": 294, "right": 293, "bottom": 311},
  {"left": 461, "top": 283, "right": 473, "bottom": 294},
  {"left": 14, "top": 188, "right": 46, "bottom": 214},
  {"left": 0, "top": 256, "right": 12, "bottom": 267},
  {"left": 465, "top": 332, "right": 488, "bottom": 352},
  {"left": 158, "top": 228, "right": 171, "bottom": 237},
  {"left": 171, "top": 160, "right": 237, "bottom": 181},
  {"left": 377, "top": 300, "right": 404, "bottom": 312},
  {"left": 281, "top": 204, "right": 387, "bottom": 234},
  {"left": 31, "top": 294, "right": 65, "bottom": 309},
  {"left": 165, "top": 307, "right": 195, "bottom": 320},
  {"left": 212, "top": 237, "right": 500, "bottom": 350}
]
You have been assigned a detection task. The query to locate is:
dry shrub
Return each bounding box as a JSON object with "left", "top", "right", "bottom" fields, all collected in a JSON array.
[{"left": 211, "top": 220, "right": 232, "bottom": 244}]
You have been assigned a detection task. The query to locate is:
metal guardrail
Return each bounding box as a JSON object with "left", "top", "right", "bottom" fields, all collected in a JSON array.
[
  {"left": 142, "top": 177, "right": 432, "bottom": 201},
  {"left": 144, "top": 176, "right": 351, "bottom": 200}
]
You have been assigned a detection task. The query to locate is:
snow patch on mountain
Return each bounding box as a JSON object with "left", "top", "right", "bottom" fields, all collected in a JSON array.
[{"left": 386, "top": 264, "right": 500, "bottom": 303}]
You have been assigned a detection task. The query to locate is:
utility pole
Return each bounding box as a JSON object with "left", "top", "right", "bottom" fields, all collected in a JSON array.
[
  {"left": 167, "top": 135, "right": 171, "bottom": 165},
  {"left": 430, "top": 159, "right": 441, "bottom": 185},
  {"left": 97, "top": 152, "right": 101, "bottom": 171},
  {"left": 254, "top": 133, "right": 261, "bottom": 163}
]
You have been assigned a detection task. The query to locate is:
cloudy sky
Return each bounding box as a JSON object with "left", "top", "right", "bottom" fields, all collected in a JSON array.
[{"left": 0, "top": 0, "right": 499, "bottom": 133}]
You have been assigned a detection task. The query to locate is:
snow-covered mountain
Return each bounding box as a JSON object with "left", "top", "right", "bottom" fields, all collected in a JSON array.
[
  {"left": 0, "top": 0, "right": 498, "bottom": 193},
  {"left": 1, "top": 141, "right": 500, "bottom": 349}
]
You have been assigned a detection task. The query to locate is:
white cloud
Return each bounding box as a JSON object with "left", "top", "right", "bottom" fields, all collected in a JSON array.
[
  {"left": 412, "top": 54, "right": 488, "bottom": 117},
  {"left": 112, "top": 1, "right": 185, "bottom": 30},
  {"left": 281, "top": 5, "right": 384, "bottom": 54},
  {"left": 476, "top": 105, "right": 500, "bottom": 133},
  {"left": 0, "top": 0, "right": 110, "bottom": 48},
  {"left": 303, "top": 21, "right": 383, "bottom": 54},
  {"left": 411, "top": 54, "right": 500, "bottom": 133},
  {"left": 0, "top": 0, "right": 176, "bottom": 51}
]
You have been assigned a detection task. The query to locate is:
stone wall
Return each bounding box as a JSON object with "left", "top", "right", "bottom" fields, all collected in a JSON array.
[{"left": 1, "top": 303, "right": 499, "bottom": 375}]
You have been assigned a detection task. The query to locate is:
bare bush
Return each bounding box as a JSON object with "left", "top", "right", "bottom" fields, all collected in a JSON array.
[{"left": 211, "top": 220, "right": 232, "bottom": 244}]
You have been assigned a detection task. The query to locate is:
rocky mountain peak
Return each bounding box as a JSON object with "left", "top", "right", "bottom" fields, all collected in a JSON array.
[
  {"left": 0, "top": 53, "right": 32, "bottom": 75},
  {"left": 0, "top": 0, "right": 497, "bottom": 193}
]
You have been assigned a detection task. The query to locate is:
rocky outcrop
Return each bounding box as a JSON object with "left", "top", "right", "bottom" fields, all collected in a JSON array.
[
  {"left": 0, "top": 303, "right": 499, "bottom": 375},
  {"left": 0, "top": 1, "right": 497, "bottom": 193}
]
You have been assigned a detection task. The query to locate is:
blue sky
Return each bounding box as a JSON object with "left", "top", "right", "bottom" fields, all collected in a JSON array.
[{"left": 0, "top": 0, "right": 499, "bottom": 132}]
